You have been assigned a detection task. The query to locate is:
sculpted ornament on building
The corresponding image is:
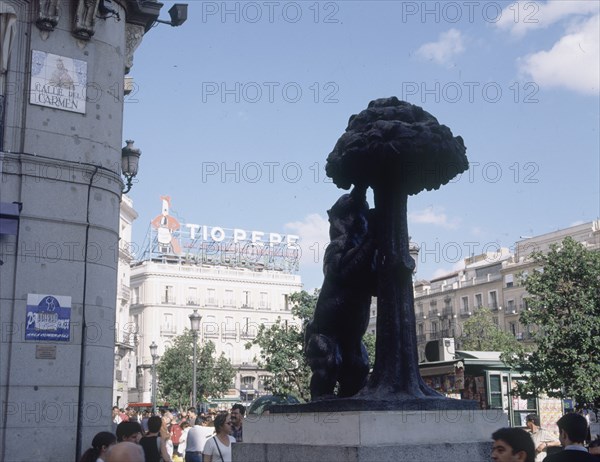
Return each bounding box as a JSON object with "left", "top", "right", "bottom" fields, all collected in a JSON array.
[
  {"left": 36, "top": 0, "right": 60, "bottom": 32},
  {"left": 125, "top": 23, "right": 145, "bottom": 73},
  {"left": 73, "top": 0, "right": 101, "bottom": 40}
]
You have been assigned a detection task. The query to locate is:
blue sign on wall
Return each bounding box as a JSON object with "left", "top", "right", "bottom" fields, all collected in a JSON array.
[{"left": 25, "top": 294, "right": 71, "bottom": 342}]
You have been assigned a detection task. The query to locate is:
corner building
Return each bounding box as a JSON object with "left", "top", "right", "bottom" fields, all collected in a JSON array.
[{"left": 0, "top": 1, "right": 161, "bottom": 460}]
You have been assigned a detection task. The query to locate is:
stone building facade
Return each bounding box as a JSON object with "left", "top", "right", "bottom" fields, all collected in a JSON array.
[
  {"left": 0, "top": 1, "right": 162, "bottom": 460},
  {"left": 414, "top": 220, "right": 600, "bottom": 361}
]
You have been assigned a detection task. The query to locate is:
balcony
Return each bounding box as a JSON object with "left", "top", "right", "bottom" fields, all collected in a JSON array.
[
  {"left": 204, "top": 329, "right": 219, "bottom": 339},
  {"left": 442, "top": 307, "right": 454, "bottom": 317},
  {"left": 223, "top": 330, "right": 237, "bottom": 340},
  {"left": 160, "top": 324, "right": 177, "bottom": 336},
  {"left": 161, "top": 297, "right": 177, "bottom": 305},
  {"left": 490, "top": 301, "right": 499, "bottom": 311},
  {"left": 416, "top": 334, "right": 427, "bottom": 344},
  {"left": 186, "top": 299, "right": 200, "bottom": 306},
  {"left": 118, "top": 284, "right": 131, "bottom": 301},
  {"left": 428, "top": 310, "right": 439, "bottom": 318}
]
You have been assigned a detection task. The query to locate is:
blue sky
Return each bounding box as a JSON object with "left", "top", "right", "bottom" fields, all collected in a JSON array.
[{"left": 123, "top": 1, "right": 600, "bottom": 291}]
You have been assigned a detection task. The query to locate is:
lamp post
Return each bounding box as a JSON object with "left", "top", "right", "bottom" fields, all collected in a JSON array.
[
  {"left": 121, "top": 140, "right": 141, "bottom": 194},
  {"left": 188, "top": 309, "right": 202, "bottom": 410},
  {"left": 149, "top": 341, "right": 159, "bottom": 414}
]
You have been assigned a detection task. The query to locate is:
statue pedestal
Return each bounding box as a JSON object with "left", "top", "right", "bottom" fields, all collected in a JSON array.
[{"left": 233, "top": 409, "right": 508, "bottom": 462}]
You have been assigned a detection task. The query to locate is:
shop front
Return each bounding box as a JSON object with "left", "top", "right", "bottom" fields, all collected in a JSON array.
[{"left": 419, "top": 351, "right": 563, "bottom": 432}]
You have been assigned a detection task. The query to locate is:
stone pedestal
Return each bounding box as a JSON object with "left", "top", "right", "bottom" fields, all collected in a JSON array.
[{"left": 233, "top": 409, "right": 508, "bottom": 462}]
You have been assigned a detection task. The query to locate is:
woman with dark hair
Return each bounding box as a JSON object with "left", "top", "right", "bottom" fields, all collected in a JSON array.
[
  {"left": 202, "top": 412, "right": 235, "bottom": 462},
  {"left": 79, "top": 431, "right": 117, "bottom": 462}
]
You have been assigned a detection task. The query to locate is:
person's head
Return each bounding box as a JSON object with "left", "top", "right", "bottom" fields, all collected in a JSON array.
[
  {"left": 213, "top": 412, "right": 232, "bottom": 435},
  {"left": 230, "top": 404, "right": 246, "bottom": 427},
  {"left": 116, "top": 421, "right": 143, "bottom": 443},
  {"left": 79, "top": 432, "right": 116, "bottom": 462},
  {"left": 162, "top": 411, "right": 173, "bottom": 426},
  {"left": 491, "top": 427, "right": 535, "bottom": 462},
  {"left": 147, "top": 415, "right": 163, "bottom": 433},
  {"left": 525, "top": 414, "right": 540, "bottom": 431},
  {"left": 112, "top": 406, "right": 119, "bottom": 416},
  {"left": 104, "top": 442, "right": 145, "bottom": 462},
  {"left": 556, "top": 412, "right": 589, "bottom": 446},
  {"left": 187, "top": 407, "right": 197, "bottom": 420}
]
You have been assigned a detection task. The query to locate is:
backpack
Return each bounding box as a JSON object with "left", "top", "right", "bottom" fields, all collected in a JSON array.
[
  {"left": 170, "top": 423, "right": 182, "bottom": 444},
  {"left": 140, "top": 435, "right": 162, "bottom": 462}
]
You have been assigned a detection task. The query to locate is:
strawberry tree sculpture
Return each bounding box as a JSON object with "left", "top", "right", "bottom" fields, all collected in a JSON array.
[{"left": 325, "top": 97, "right": 470, "bottom": 406}]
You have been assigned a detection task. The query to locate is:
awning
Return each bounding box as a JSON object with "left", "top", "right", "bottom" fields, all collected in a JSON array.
[
  {"left": 126, "top": 402, "right": 152, "bottom": 407},
  {"left": 0, "top": 202, "right": 21, "bottom": 236}
]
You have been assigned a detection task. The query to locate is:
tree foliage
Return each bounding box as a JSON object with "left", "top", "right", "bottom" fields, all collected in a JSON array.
[
  {"left": 246, "top": 291, "right": 316, "bottom": 402},
  {"left": 458, "top": 306, "right": 525, "bottom": 353},
  {"left": 505, "top": 237, "right": 600, "bottom": 403},
  {"left": 246, "top": 290, "right": 377, "bottom": 402},
  {"left": 156, "top": 329, "right": 236, "bottom": 408}
]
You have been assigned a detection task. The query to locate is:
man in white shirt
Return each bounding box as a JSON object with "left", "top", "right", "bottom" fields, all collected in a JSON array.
[
  {"left": 185, "top": 416, "right": 214, "bottom": 462},
  {"left": 526, "top": 414, "right": 560, "bottom": 461}
]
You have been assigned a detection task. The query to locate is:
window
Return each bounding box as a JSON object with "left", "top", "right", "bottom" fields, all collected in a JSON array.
[
  {"left": 206, "top": 288, "right": 216, "bottom": 306},
  {"left": 284, "top": 294, "right": 290, "bottom": 311},
  {"left": 241, "top": 376, "right": 255, "bottom": 388},
  {"left": 505, "top": 274, "right": 514, "bottom": 288},
  {"left": 259, "top": 292, "right": 268, "bottom": 309},
  {"left": 204, "top": 315, "right": 218, "bottom": 338},
  {"left": 223, "top": 316, "right": 236, "bottom": 338},
  {"left": 224, "top": 289, "right": 234, "bottom": 306},
  {"left": 418, "top": 324, "right": 424, "bottom": 335},
  {"left": 509, "top": 322, "right": 517, "bottom": 336},
  {"left": 162, "top": 285, "right": 175, "bottom": 304},
  {"left": 475, "top": 293, "right": 483, "bottom": 308},
  {"left": 242, "top": 291, "right": 251, "bottom": 307},
  {"left": 431, "top": 321, "right": 438, "bottom": 334},
  {"left": 489, "top": 374, "right": 502, "bottom": 408},
  {"left": 461, "top": 296, "right": 469, "bottom": 312},
  {"left": 187, "top": 287, "right": 198, "bottom": 306},
  {"left": 133, "top": 287, "right": 140, "bottom": 305},
  {"left": 161, "top": 313, "right": 175, "bottom": 334},
  {"left": 489, "top": 291, "right": 498, "bottom": 309},
  {"left": 507, "top": 299, "right": 515, "bottom": 312}
]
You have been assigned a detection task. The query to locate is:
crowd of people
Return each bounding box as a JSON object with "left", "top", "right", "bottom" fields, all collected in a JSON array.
[
  {"left": 80, "top": 403, "right": 246, "bottom": 462},
  {"left": 80, "top": 404, "right": 600, "bottom": 462}
]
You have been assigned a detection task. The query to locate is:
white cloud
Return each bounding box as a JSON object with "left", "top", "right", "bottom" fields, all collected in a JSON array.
[
  {"left": 519, "top": 14, "right": 599, "bottom": 95},
  {"left": 415, "top": 29, "right": 465, "bottom": 67},
  {"left": 496, "top": 1, "right": 599, "bottom": 37},
  {"left": 409, "top": 206, "right": 460, "bottom": 230},
  {"left": 284, "top": 213, "right": 329, "bottom": 269}
]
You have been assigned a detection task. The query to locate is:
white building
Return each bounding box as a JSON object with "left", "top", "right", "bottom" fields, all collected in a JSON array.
[
  {"left": 128, "top": 197, "right": 303, "bottom": 407},
  {"left": 113, "top": 195, "right": 138, "bottom": 408}
]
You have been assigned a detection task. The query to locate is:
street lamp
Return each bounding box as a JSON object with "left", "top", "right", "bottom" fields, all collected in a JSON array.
[
  {"left": 409, "top": 238, "right": 420, "bottom": 275},
  {"left": 121, "top": 140, "right": 141, "bottom": 194},
  {"left": 149, "top": 341, "right": 159, "bottom": 414},
  {"left": 188, "top": 309, "right": 202, "bottom": 409}
]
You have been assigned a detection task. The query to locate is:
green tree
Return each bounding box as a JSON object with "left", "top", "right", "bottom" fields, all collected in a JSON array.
[
  {"left": 156, "top": 329, "right": 236, "bottom": 408},
  {"left": 505, "top": 237, "right": 600, "bottom": 403},
  {"left": 458, "top": 306, "right": 525, "bottom": 352},
  {"left": 246, "top": 290, "right": 316, "bottom": 402},
  {"left": 246, "top": 290, "right": 377, "bottom": 402}
]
